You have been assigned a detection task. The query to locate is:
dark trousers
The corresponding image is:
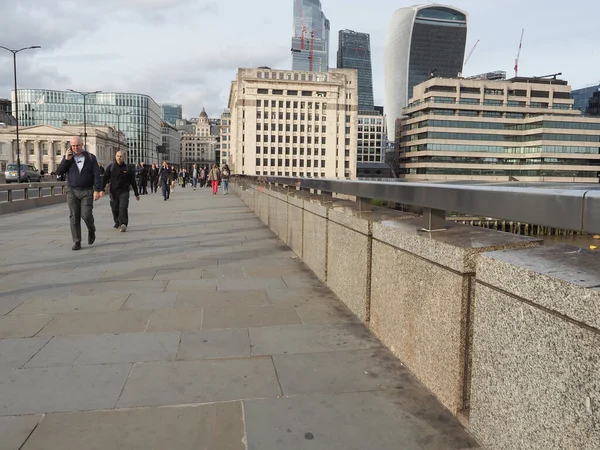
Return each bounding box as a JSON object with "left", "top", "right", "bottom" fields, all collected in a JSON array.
[
  {"left": 110, "top": 190, "right": 130, "bottom": 226},
  {"left": 66, "top": 187, "right": 95, "bottom": 243},
  {"left": 150, "top": 178, "right": 157, "bottom": 193},
  {"left": 140, "top": 180, "right": 148, "bottom": 195},
  {"left": 161, "top": 180, "right": 170, "bottom": 199}
]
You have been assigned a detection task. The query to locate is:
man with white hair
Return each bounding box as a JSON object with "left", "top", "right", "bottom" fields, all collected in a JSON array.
[
  {"left": 56, "top": 135, "right": 104, "bottom": 251},
  {"left": 102, "top": 150, "right": 140, "bottom": 232}
]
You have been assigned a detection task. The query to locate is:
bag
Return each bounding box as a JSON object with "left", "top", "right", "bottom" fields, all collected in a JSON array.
[{"left": 222, "top": 169, "right": 229, "bottom": 177}]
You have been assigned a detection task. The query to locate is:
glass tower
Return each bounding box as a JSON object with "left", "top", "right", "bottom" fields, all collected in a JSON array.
[
  {"left": 160, "top": 103, "right": 182, "bottom": 126},
  {"left": 337, "top": 29, "right": 374, "bottom": 111},
  {"left": 12, "top": 89, "right": 162, "bottom": 163},
  {"left": 291, "top": 0, "right": 330, "bottom": 72},
  {"left": 385, "top": 5, "right": 468, "bottom": 140},
  {"left": 571, "top": 84, "right": 600, "bottom": 112}
]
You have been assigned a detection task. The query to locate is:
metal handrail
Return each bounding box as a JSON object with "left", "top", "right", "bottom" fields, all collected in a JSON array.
[{"left": 235, "top": 175, "right": 600, "bottom": 234}]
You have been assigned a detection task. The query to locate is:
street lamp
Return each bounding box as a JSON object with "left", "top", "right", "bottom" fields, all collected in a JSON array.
[
  {"left": 67, "top": 89, "right": 101, "bottom": 150},
  {"left": 107, "top": 111, "right": 130, "bottom": 158},
  {"left": 0, "top": 45, "right": 41, "bottom": 183}
]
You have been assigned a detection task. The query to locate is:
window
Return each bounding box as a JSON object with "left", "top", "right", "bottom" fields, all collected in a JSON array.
[{"left": 257, "top": 88, "right": 269, "bottom": 94}]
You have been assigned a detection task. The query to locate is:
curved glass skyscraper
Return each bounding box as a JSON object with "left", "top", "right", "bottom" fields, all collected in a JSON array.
[
  {"left": 291, "top": 0, "right": 330, "bottom": 72},
  {"left": 384, "top": 5, "right": 468, "bottom": 139}
]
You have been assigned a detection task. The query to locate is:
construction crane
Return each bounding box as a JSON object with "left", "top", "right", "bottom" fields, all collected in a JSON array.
[
  {"left": 514, "top": 28, "right": 524, "bottom": 77},
  {"left": 464, "top": 39, "right": 480, "bottom": 67}
]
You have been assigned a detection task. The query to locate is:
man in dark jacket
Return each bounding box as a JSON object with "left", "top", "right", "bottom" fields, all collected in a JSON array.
[
  {"left": 158, "top": 161, "right": 171, "bottom": 201},
  {"left": 139, "top": 162, "right": 148, "bottom": 195},
  {"left": 149, "top": 163, "right": 159, "bottom": 193},
  {"left": 102, "top": 151, "right": 140, "bottom": 232},
  {"left": 56, "top": 136, "right": 104, "bottom": 251}
]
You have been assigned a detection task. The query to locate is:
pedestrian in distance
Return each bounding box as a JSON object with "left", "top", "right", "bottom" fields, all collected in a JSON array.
[
  {"left": 149, "top": 163, "right": 159, "bottom": 193},
  {"left": 192, "top": 164, "right": 199, "bottom": 190},
  {"left": 102, "top": 151, "right": 140, "bottom": 232},
  {"left": 139, "top": 162, "right": 148, "bottom": 195},
  {"left": 221, "top": 163, "right": 230, "bottom": 195},
  {"left": 158, "top": 161, "right": 171, "bottom": 200},
  {"left": 208, "top": 163, "right": 221, "bottom": 195},
  {"left": 56, "top": 135, "right": 104, "bottom": 251}
]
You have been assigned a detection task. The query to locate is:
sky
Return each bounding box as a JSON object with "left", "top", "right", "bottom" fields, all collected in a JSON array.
[{"left": 1, "top": 0, "right": 598, "bottom": 120}]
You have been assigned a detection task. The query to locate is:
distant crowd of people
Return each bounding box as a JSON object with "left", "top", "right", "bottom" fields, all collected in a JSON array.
[{"left": 56, "top": 135, "right": 232, "bottom": 251}]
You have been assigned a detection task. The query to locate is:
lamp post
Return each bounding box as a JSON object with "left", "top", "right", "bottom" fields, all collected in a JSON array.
[
  {"left": 107, "top": 111, "right": 130, "bottom": 158},
  {"left": 0, "top": 45, "right": 41, "bottom": 183},
  {"left": 67, "top": 89, "right": 101, "bottom": 150}
]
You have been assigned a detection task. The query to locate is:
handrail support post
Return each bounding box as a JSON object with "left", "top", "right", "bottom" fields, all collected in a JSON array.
[{"left": 422, "top": 207, "right": 446, "bottom": 232}]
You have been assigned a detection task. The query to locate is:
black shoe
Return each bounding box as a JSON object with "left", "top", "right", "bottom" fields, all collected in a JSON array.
[
  {"left": 114, "top": 223, "right": 119, "bottom": 229},
  {"left": 72, "top": 242, "right": 81, "bottom": 251},
  {"left": 88, "top": 231, "right": 96, "bottom": 245}
]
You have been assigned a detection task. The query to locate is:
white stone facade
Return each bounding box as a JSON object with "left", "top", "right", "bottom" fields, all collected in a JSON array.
[
  {"left": 0, "top": 124, "right": 123, "bottom": 173},
  {"left": 179, "top": 109, "right": 218, "bottom": 169},
  {"left": 227, "top": 67, "right": 359, "bottom": 178}
]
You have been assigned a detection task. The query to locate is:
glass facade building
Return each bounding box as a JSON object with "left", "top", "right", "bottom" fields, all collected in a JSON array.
[
  {"left": 291, "top": 0, "right": 330, "bottom": 72},
  {"left": 337, "top": 29, "right": 374, "bottom": 111},
  {"left": 385, "top": 5, "right": 468, "bottom": 140},
  {"left": 12, "top": 89, "right": 162, "bottom": 163},
  {"left": 571, "top": 84, "right": 600, "bottom": 112},
  {"left": 160, "top": 103, "right": 182, "bottom": 126}
]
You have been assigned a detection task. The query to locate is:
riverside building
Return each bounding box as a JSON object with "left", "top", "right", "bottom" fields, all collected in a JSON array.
[
  {"left": 228, "top": 68, "right": 358, "bottom": 178},
  {"left": 398, "top": 77, "right": 600, "bottom": 183},
  {"left": 11, "top": 89, "right": 162, "bottom": 164}
]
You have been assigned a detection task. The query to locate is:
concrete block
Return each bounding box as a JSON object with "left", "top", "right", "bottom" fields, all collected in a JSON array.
[
  {"left": 369, "top": 218, "right": 541, "bottom": 415},
  {"left": 202, "top": 304, "right": 301, "bottom": 329},
  {"left": 470, "top": 245, "right": 600, "bottom": 450},
  {"left": 287, "top": 195, "right": 304, "bottom": 257},
  {"left": 302, "top": 199, "right": 328, "bottom": 282},
  {"left": 0, "top": 415, "right": 43, "bottom": 450}
]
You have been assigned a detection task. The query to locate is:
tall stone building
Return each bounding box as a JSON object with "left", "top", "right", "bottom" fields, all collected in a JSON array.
[
  {"left": 179, "top": 108, "right": 218, "bottom": 169},
  {"left": 228, "top": 67, "right": 358, "bottom": 178}
]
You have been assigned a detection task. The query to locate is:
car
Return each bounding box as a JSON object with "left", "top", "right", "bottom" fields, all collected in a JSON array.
[{"left": 4, "top": 164, "right": 43, "bottom": 183}]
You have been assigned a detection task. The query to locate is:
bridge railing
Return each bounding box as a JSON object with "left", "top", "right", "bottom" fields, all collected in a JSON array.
[
  {"left": 0, "top": 181, "right": 67, "bottom": 214},
  {"left": 235, "top": 176, "right": 600, "bottom": 234}
]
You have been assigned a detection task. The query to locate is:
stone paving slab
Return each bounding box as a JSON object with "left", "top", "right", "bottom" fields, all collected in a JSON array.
[
  {"left": 19, "top": 403, "right": 246, "bottom": 450},
  {"left": 37, "top": 311, "right": 152, "bottom": 336},
  {"left": 9, "top": 293, "right": 128, "bottom": 315},
  {"left": 249, "top": 323, "right": 383, "bottom": 356},
  {"left": 24, "top": 332, "right": 180, "bottom": 367},
  {"left": 243, "top": 391, "right": 480, "bottom": 450},
  {"left": 177, "top": 329, "right": 252, "bottom": 360},
  {"left": 116, "top": 357, "right": 281, "bottom": 408},
  {"left": 0, "top": 337, "right": 51, "bottom": 368},
  {"left": 0, "top": 364, "right": 131, "bottom": 415},
  {"left": 0, "top": 187, "right": 481, "bottom": 449},
  {"left": 0, "top": 415, "right": 43, "bottom": 450}
]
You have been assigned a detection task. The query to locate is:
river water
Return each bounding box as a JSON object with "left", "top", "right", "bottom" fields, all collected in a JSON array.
[{"left": 542, "top": 234, "right": 599, "bottom": 250}]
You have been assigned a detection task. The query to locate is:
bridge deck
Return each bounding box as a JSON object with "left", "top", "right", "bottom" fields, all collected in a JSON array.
[{"left": 0, "top": 187, "right": 480, "bottom": 449}]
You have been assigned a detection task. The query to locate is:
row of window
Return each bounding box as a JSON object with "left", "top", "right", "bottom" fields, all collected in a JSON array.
[
  {"left": 256, "top": 88, "right": 327, "bottom": 97},
  {"left": 404, "top": 132, "right": 600, "bottom": 143},
  {"left": 256, "top": 72, "right": 328, "bottom": 83},
  {"left": 404, "top": 119, "right": 600, "bottom": 132},
  {"left": 401, "top": 143, "right": 600, "bottom": 155},
  {"left": 256, "top": 111, "right": 327, "bottom": 121},
  {"left": 404, "top": 168, "right": 597, "bottom": 177},
  {"left": 403, "top": 156, "right": 600, "bottom": 166},
  {"left": 257, "top": 100, "right": 327, "bottom": 110},
  {"left": 256, "top": 123, "right": 327, "bottom": 133},
  {"left": 255, "top": 159, "right": 351, "bottom": 169},
  {"left": 256, "top": 135, "right": 327, "bottom": 144}
]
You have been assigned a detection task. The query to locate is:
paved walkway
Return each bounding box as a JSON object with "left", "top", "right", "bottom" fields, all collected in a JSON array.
[{"left": 0, "top": 186, "right": 481, "bottom": 450}]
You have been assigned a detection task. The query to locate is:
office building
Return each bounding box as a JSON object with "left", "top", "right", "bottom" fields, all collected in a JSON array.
[
  {"left": 228, "top": 67, "right": 358, "bottom": 178},
  {"left": 357, "top": 110, "right": 386, "bottom": 163},
  {"left": 160, "top": 103, "right": 182, "bottom": 126},
  {"left": 179, "top": 108, "right": 218, "bottom": 169},
  {"left": 0, "top": 98, "right": 11, "bottom": 114},
  {"left": 160, "top": 121, "right": 181, "bottom": 165},
  {"left": 291, "top": 0, "right": 330, "bottom": 72},
  {"left": 398, "top": 77, "right": 600, "bottom": 183},
  {"left": 571, "top": 84, "right": 600, "bottom": 112},
  {"left": 220, "top": 110, "right": 231, "bottom": 166},
  {"left": 0, "top": 123, "right": 123, "bottom": 173},
  {"left": 384, "top": 5, "right": 468, "bottom": 140},
  {"left": 337, "top": 29, "right": 374, "bottom": 111},
  {"left": 11, "top": 89, "right": 162, "bottom": 164}
]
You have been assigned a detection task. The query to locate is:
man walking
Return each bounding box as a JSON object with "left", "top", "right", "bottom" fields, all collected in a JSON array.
[
  {"left": 102, "top": 151, "right": 140, "bottom": 232},
  {"left": 139, "top": 162, "right": 148, "bottom": 195},
  {"left": 149, "top": 163, "right": 159, "bottom": 193},
  {"left": 56, "top": 136, "right": 104, "bottom": 251},
  {"left": 192, "top": 164, "right": 198, "bottom": 190},
  {"left": 158, "top": 161, "right": 171, "bottom": 201}
]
